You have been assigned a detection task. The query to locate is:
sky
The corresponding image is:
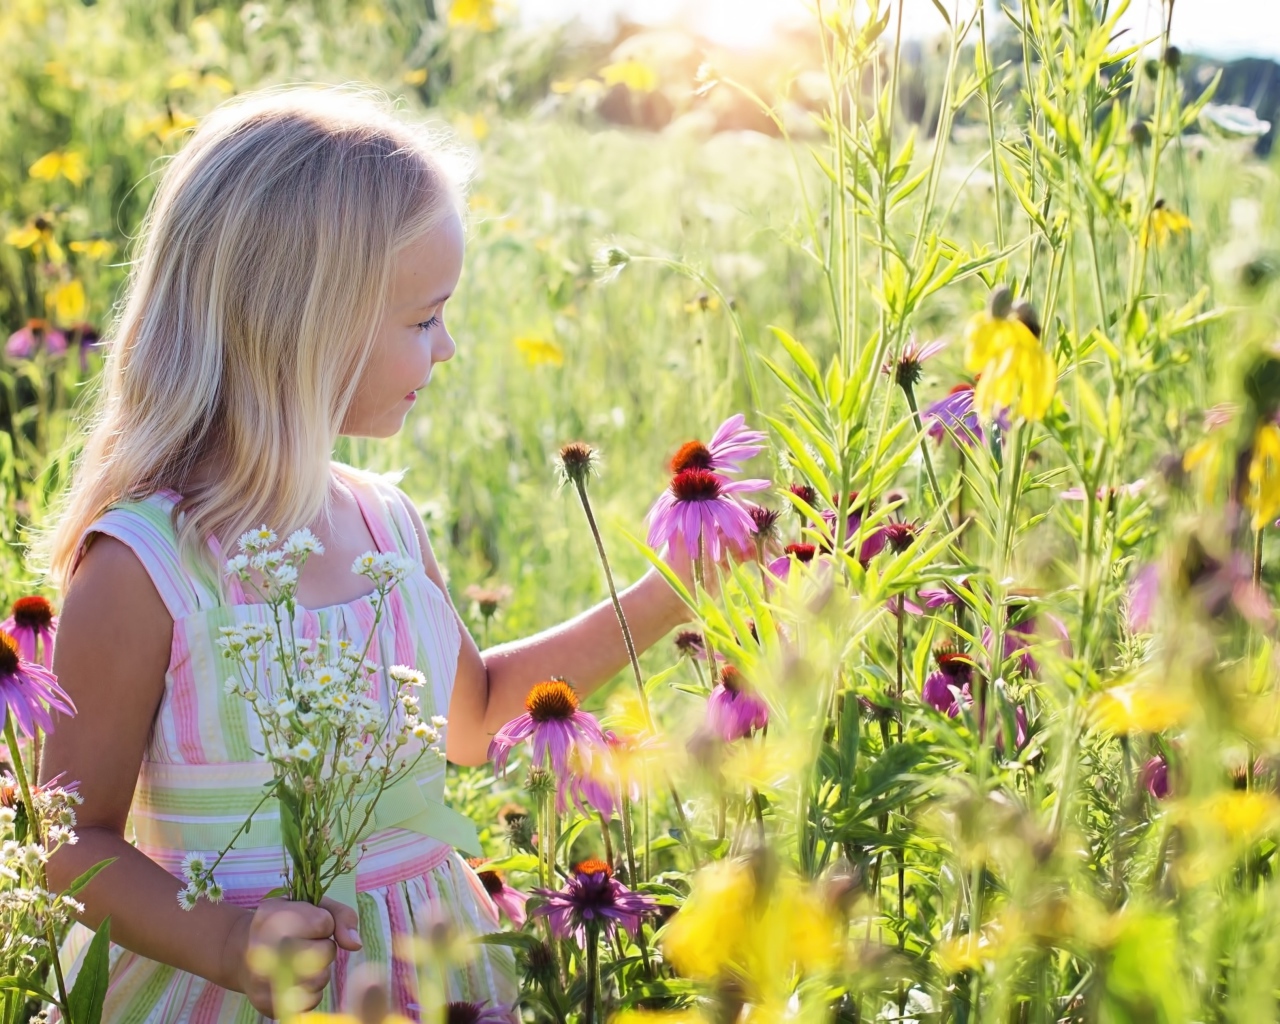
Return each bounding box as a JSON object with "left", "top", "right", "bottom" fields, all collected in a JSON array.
[{"left": 517, "top": 0, "right": 1280, "bottom": 61}]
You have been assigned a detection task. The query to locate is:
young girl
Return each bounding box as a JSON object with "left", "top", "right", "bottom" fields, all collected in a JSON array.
[{"left": 37, "top": 85, "right": 693, "bottom": 1021}]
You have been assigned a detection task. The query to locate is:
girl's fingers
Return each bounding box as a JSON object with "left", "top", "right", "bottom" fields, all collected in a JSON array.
[{"left": 320, "top": 896, "right": 363, "bottom": 950}]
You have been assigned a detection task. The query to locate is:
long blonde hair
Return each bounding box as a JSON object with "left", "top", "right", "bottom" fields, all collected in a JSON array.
[{"left": 39, "top": 84, "right": 469, "bottom": 595}]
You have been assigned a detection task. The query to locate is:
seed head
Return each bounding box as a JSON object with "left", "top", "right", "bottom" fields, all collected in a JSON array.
[
  {"left": 988, "top": 285, "right": 1015, "bottom": 320},
  {"left": 670, "top": 440, "right": 713, "bottom": 473},
  {"left": 1011, "top": 300, "right": 1041, "bottom": 339},
  {"left": 557, "top": 442, "right": 598, "bottom": 488},
  {"left": 881, "top": 521, "right": 920, "bottom": 554},
  {"left": 525, "top": 767, "right": 556, "bottom": 799},
  {"left": 673, "top": 630, "right": 705, "bottom": 657},
  {"left": 789, "top": 483, "right": 818, "bottom": 517},
  {"left": 670, "top": 467, "right": 723, "bottom": 502},
  {"left": 1128, "top": 120, "right": 1152, "bottom": 147},
  {"left": 0, "top": 632, "right": 19, "bottom": 675},
  {"left": 747, "top": 504, "right": 782, "bottom": 540},
  {"left": 574, "top": 857, "right": 612, "bottom": 877}
]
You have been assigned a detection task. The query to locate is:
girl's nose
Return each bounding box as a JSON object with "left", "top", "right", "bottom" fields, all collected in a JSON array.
[{"left": 435, "top": 329, "right": 456, "bottom": 364}]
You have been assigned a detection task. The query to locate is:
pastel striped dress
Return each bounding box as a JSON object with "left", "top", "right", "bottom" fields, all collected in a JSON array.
[{"left": 52, "top": 468, "right": 518, "bottom": 1022}]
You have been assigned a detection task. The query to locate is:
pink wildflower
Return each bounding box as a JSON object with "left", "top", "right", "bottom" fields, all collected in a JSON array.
[
  {"left": 705, "top": 666, "right": 769, "bottom": 741},
  {"left": 646, "top": 468, "right": 769, "bottom": 561},
  {"left": 487, "top": 678, "right": 608, "bottom": 777},
  {"left": 5, "top": 319, "right": 67, "bottom": 359},
  {"left": 1, "top": 596, "right": 57, "bottom": 670},
  {"left": 472, "top": 863, "right": 530, "bottom": 928},
  {"left": 533, "top": 859, "right": 657, "bottom": 943},
  {"left": 0, "top": 630, "right": 75, "bottom": 738}
]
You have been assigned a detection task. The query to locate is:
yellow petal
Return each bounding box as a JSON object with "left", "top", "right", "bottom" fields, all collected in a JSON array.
[
  {"left": 6, "top": 225, "right": 41, "bottom": 249},
  {"left": 1089, "top": 681, "right": 1192, "bottom": 735},
  {"left": 447, "top": 0, "right": 497, "bottom": 30},
  {"left": 1247, "top": 423, "right": 1280, "bottom": 529},
  {"left": 46, "top": 279, "right": 86, "bottom": 323},
  {"left": 403, "top": 68, "right": 429, "bottom": 86},
  {"left": 28, "top": 152, "right": 64, "bottom": 181},
  {"left": 514, "top": 335, "right": 563, "bottom": 367},
  {"left": 600, "top": 59, "right": 659, "bottom": 93},
  {"left": 69, "top": 238, "right": 115, "bottom": 260}
]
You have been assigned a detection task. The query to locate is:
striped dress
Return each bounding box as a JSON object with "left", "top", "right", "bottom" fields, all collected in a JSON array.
[{"left": 52, "top": 467, "right": 518, "bottom": 1022}]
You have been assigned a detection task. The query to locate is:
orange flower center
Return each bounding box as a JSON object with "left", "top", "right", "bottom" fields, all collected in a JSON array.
[
  {"left": 720, "top": 665, "right": 745, "bottom": 693},
  {"left": 575, "top": 858, "right": 611, "bottom": 877},
  {"left": 670, "top": 468, "right": 723, "bottom": 502},
  {"left": 11, "top": 595, "right": 53, "bottom": 630},
  {"left": 525, "top": 679, "right": 579, "bottom": 722},
  {"left": 784, "top": 543, "right": 816, "bottom": 563},
  {"left": 476, "top": 869, "right": 506, "bottom": 896},
  {"left": 0, "top": 632, "right": 18, "bottom": 676},
  {"left": 670, "top": 441, "right": 713, "bottom": 473}
]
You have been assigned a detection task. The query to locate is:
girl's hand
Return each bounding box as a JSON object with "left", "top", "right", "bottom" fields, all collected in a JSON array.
[
  {"left": 224, "top": 896, "right": 363, "bottom": 1015},
  {"left": 663, "top": 531, "right": 740, "bottom": 602}
]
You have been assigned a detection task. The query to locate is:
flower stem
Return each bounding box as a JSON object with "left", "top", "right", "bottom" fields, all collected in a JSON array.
[
  {"left": 5, "top": 717, "right": 73, "bottom": 1024},
  {"left": 585, "top": 924, "right": 601, "bottom": 1024},
  {"left": 902, "top": 382, "right": 955, "bottom": 534}
]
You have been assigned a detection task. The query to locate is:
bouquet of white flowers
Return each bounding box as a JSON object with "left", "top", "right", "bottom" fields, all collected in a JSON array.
[{"left": 182, "top": 526, "right": 450, "bottom": 909}]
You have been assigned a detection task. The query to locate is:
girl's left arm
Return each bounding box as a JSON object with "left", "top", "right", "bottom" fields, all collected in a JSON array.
[{"left": 396, "top": 493, "right": 693, "bottom": 766}]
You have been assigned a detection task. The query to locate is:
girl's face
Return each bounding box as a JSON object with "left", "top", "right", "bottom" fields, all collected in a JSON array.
[{"left": 341, "top": 210, "right": 464, "bottom": 438}]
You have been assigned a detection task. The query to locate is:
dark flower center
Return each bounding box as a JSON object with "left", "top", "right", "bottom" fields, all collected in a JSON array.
[
  {"left": 525, "top": 679, "right": 579, "bottom": 722},
  {"left": 446, "top": 1001, "right": 487, "bottom": 1024},
  {"left": 575, "top": 858, "right": 612, "bottom": 878},
  {"left": 790, "top": 483, "right": 817, "bottom": 508},
  {"left": 670, "top": 441, "right": 713, "bottom": 473},
  {"left": 11, "top": 596, "right": 53, "bottom": 630},
  {"left": 748, "top": 505, "right": 781, "bottom": 537},
  {"left": 0, "top": 632, "right": 19, "bottom": 676},
  {"left": 785, "top": 543, "right": 816, "bottom": 563},
  {"left": 935, "top": 649, "right": 973, "bottom": 678},
  {"left": 882, "top": 522, "right": 919, "bottom": 553},
  {"left": 476, "top": 869, "right": 506, "bottom": 896},
  {"left": 673, "top": 630, "right": 705, "bottom": 655},
  {"left": 670, "top": 468, "right": 723, "bottom": 502},
  {"left": 558, "top": 442, "right": 597, "bottom": 485}
]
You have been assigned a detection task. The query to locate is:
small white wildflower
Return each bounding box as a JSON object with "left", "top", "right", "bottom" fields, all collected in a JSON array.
[
  {"left": 270, "top": 563, "right": 298, "bottom": 587},
  {"left": 182, "top": 853, "right": 208, "bottom": 881},
  {"left": 411, "top": 721, "right": 439, "bottom": 743},
  {"left": 297, "top": 710, "right": 318, "bottom": 727},
  {"left": 0, "top": 807, "right": 15, "bottom": 828},
  {"left": 223, "top": 678, "right": 240, "bottom": 696},
  {"left": 352, "top": 552, "right": 379, "bottom": 575},
  {"left": 274, "top": 699, "right": 297, "bottom": 719},
  {"left": 430, "top": 715, "right": 448, "bottom": 729},
  {"left": 292, "top": 740, "right": 318, "bottom": 761},
  {"left": 46, "top": 826, "right": 76, "bottom": 846},
  {"left": 224, "top": 554, "right": 251, "bottom": 578},
  {"left": 282, "top": 529, "right": 324, "bottom": 557},
  {"left": 389, "top": 665, "right": 426, "bottom": 689},
  {"left": 238, "top": 526, "right": 277, "bottom": 554},
  {"left": 206, "top": 881, "right": 225, "bottom": 904},
  {"left": 21, "top": 845, "right": 47, "bottom": 871},
  {"left": 334, "top": 755, "right": 355, "bottom": 775},
  {"left": 177, "top": 885, "right": 198, "bottom": 911},
  {"left": 59, "top": 894, "right": 85, "bottom": 915}
]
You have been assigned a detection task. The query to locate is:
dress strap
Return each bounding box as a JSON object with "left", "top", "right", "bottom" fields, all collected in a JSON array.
[
  {"left": 340, "top": 467, "right": 423, "bottom": 565},
  {"left": 71, "top": 492, "right": 224, "bottom": 621}
]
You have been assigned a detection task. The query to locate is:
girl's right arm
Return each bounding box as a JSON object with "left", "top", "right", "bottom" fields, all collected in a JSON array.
[{"left": 40, "top": 536, "right": 360, "bottom": 1013}]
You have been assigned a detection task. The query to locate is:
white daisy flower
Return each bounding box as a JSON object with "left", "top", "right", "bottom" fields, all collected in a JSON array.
[
  {"left": 283, "top": 529, "right": 324, "bottom": 557},
  {"left": 177, "top": 886, "right": 198, "bottom": 911},
  {"left": 292, "top": 740, "right": 318, "bottom": 760},
  {"left": 182, "top": 853, "right": 208, "bottom": 880}
]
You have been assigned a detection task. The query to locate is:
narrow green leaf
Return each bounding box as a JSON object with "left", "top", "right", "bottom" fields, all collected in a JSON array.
[{"left": 68, "top": 917, "right": 112, "bottom": 1024}]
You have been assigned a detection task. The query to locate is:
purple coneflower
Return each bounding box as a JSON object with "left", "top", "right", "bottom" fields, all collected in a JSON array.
[
  {"left": 705, "top": 666, "right": 769, "bottom": 741},
  {"left": 673, "top": 629, "right": 707, "bottom": 659},
  {"left": 5, "top": 319, "right": 67, "bottom": 359},
  {"left": 646, "top": 468, "right": 769, "bottom": 562},
  {"left": 667, "top": 414, "right": 767, "bottom": 476},
  {"left": 789, "top": 483, "right": 819, "bottom": 520},
  {"left": 923, "top": 383, "right": 984, "bottom": 446},
  {"left": 1142, "top": 755, "right": 1170, "bottom": 800},
  {"left": 471, "top": 862, "right": 530, "bottom": 928},
  {"left": 445, "top": 1001, "right": 518, "bottom": 1024},
  {"left": 919, "top": 578, "right": 968, "bottom": 609},
  {"left": 880, "top": 520, "right": 920, "bottom": 554},
  {"left": 882, "top": 335, "right": 947, "bottom": 389},
  {"left": 746, "top": 503, "right": 782, "bottom": 543},
  {"left": 2, "top": 596, "right": 58, "bottom": 669},
  {"left": 533, "top": 858, "right": 657, "bottom": 944},
  {"left": 983, "top": 608, "right": 1072, "bottom": 676},
  {"left": 0, "top": 630, "right": 75, "bottom": 738},
  {"left": 922, "top": 648, "right": 973, "bottom": 717},
  {"left": 886, "top": 595, "right": 925, "bottom": 615},
  {"left": 488, "top": 678, "right": 608, "bottom": 777},
  {"left": 1127, "top": 563, "right": 1159, "bottom": 633},
  {"left": 766, "top": 542, "right": 817, "bottom": 581}
]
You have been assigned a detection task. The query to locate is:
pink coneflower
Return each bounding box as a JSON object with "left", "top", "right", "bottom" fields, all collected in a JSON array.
[
  {"left": 1127, "top": 563, "right": 1159, "bottom": 633},
  {"left": 0, "top": 630, "right": 75, "bottom": 738},
  {"left": 673, "top": 630, "right": 706, "bottom": 659},
  {"left": 646, "top": 468, "right": 769, "bottom": 562},
  {"left": 789, "top": 483, "right": 819, "bottom": 519},
  {"left": 880, "top": 520, "right": 920, "bottom": 554},
  {"left": 923, "top": 384, "right": 985, "bottom": 446},
  {"left": 922, "top": 648, "right": 973, "bottom": 717},
  {"left": 705, "top": 666, "right": 769, "bottom": 741},
  {"left": 532, "top": 858, "right": 657, "bottom": 943},
  {"left": 5, "top": 319, "right": 67, "bottom": 359},
  {"left": 488, "top": 678, "right": 608, "bottom": 777},
  {"left": 2, "top": 596, "right": 58, "bottom": 669},
  {"left": 886, "top": 595, "right": 924, "bottom": 615},
  {"left": 471, "top": 862, "right": 530, "bottom": 928},
  {"left": 882, "top": 335, "right": 947, "bottom": 389},
  {"left": 766, "top": 542, "right": 817, "bottom": 581},
  {"left": 668, "top": 414, "right": 767, "bottom": 476},
  {"left": 1060, "top": 480, "right": 1147, "bottom": 502},
  {"left": 746, "top": 503, "right": 782, "bottom": 542},
  {"left": 919, "top": 578, "right": 968, "bottom": 609}
]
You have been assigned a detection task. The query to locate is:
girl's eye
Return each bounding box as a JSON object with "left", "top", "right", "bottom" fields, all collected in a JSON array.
[{"left": 416, "top": 316, "right": 440, "bottom": 332}]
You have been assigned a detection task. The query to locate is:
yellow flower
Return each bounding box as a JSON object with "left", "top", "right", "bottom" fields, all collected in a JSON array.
[
  {"left": 5, "top": 215, "right": 64, "bottom": 264},
  {"left": 514, "top": 335, "right": 564, "bottom": 367},
  {"left": 134, "top": 107, "right": 199, "bottom": 143},
  {"left": 1140, "top": 198, "right": 1192, "bottom": 248},
  {"left": 46, "top": 279, "right": 86, "bottom": 323},
  {"left": 403, "top": 68, "right": 429, "bottom": 86},
  {"left": 447, "top": 0, "right": 497, "bottom": 30},
  {"left": 683, "top": 292, "right": 720, "bottom": 314},
  {"left": 550, "top": 78, "right": 578, "bottom": 94},
  {"left": 455, "top": 112, "right": 489, "bottom": 141},
  {"left": 69, "top": 238, "right": 115, "bottom": 260},
  {"left": 963, "top": 287, "right": 1056, "bottom": 422},
  {"left": 1247, "top": 422, "right": 1280, "bottom": 530},
  {"left": 1194, "top": 791, "right": 1280, "bottom": 843},
  {"left": 29, "top": 150, "right": 87, "bottom": 186},
  {"left": 661, "top": 858, "right": 839, "bottom": 992},
  {"left": 600, "top": 59, "right": 659, "bottom": 93},
  {"left": 1089, "top": 681, "right": 1193, "bottom": 735}
]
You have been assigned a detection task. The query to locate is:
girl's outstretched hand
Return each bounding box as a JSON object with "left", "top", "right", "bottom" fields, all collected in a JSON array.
[
  {"left": 662, "top": 530, "right": 741, "bottom": 602},
  {"left": 224, "top": 895, "right": 363, "bottom": 1016}
]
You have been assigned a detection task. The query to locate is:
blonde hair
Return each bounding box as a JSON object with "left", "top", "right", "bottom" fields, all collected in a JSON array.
[{"left": 40, "top": 84, "right": 469, "bottom": 595}]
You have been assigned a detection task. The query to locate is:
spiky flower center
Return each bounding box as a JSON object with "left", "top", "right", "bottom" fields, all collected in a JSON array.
[
  {"left": 882, "top": 522, "right": 919, "bottom": 553},
  {"left": 670, "top": 468, "right": 723, "bottom": 502},
  {"left": 446, "top": 1001, "right": 487, "bottom": 1024},
  {"left": 935, "top": 647, "right": 972, "bottom": 677},
  {"left": 575, "top": 858, "right": 612, "bottom": 877},
  {"left": 790, "top": 483, "right": 817, "bottom": 506},
  {"left": 0, "top": 632, "right": 19, "bottom": 676},
  {"left": 673, "top": 630, "right": 705, "bottom": 655},
  {"left": 785, "top": 543, "right": 817, "bottom": 563},
  {"left": 525, "top": 679, "right": 579, "bottom": 722},
  {"left": 558, "top": 442, "right": 597, "bottom": 486},
  {"left": 476, "top": 869, "right": 507, "bottom": 896},
  {"left": 748, "top": 505, "right": 781, "bottom": 538},
  {"left": 720, "top": 665, "right": 745, "bottom": 694},
  {"left": 671, "top": 441, "right": 714, "bottom": 473},
  {"left": 11, "top": 596, "right": 53, "bottom": 630}
]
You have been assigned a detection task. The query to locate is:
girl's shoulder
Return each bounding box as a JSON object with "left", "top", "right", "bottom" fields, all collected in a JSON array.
[{"left": 330, "top": 460, "right": 425, "bottom": 563}]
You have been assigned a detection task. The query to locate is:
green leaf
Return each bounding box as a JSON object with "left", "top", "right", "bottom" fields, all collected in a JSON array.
[
  {"left": 556, "top": 816, "right": 592, "bottom": 856},
  {"left": 0, "top": 977, "right": 57, "bottom": 1003},
  {"left": 68, "top": 916, "right": 112, "bottom": 1024},
  {"left": 66, "top": 857, "right": 118, "bottom": 898},
  {"left": 480, "top": 852, "right": 539, "bottom": 874},
  {"left": 277, "top": 787, "right": 305, "bottom": 871},
  {"left": 768, "top": 325, "right": 822, "bottom": 393}
]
